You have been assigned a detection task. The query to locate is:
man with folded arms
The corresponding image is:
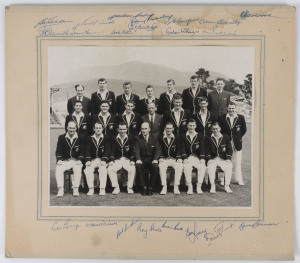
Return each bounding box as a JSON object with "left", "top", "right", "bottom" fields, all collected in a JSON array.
[
  {"left": 219, "top": 102, "right": 247, "bottom": 185},
  {"left": 84, "top": 121, "right": 110, "bottom": 196},
  {"left": 55, "top": 121, "right": 85, "bottom": 197},
  {"left": 205, "top": 122, "right": 233, "bottom": 193},
  {"left": 158, "top": 122, "right": 183, "bottom": 195},
  {"left": 133, "top": 122, "right": 162, "bottom": 196},
  {"left": 181, "top": 119, "right": 206, "bottom": 195},
  {"left": 108, "top": 122, "right": 136, "bottom": 194}
]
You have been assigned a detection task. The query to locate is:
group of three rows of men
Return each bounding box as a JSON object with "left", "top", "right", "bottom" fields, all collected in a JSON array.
[{"left": 55, "top": 76, "right": 247, "bottom": 197}]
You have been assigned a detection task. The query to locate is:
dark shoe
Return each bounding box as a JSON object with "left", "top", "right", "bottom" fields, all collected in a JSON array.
[
  {"left": 147, "top": 188, "right": 153, "bottom": 196},
  {"left": 141, "top": 189, "right": 147, "bottom": 196}
]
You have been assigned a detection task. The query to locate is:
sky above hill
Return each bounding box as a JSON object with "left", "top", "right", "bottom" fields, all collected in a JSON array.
[{"left": 49, "top": 46, "right": 254, "bottom": 87}]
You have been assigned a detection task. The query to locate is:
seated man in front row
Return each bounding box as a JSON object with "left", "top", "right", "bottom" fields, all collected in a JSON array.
[
  {"left": 108, "top": 122, "right": 136, "bottom": 194},
  {"left": 181, "top": 119, "right": 206, "bottom": 194},
  {"left": 84, "top": 121, "right": 110, "bottom": 196},
  {"left": 158, "top": 122, "right": 183, "bottom": 195},
  {"left": 55, "top": 120, "right": 85, "bottom": 197},
  {"left": 133, "top": 122, "right": 161, "bottom": 196},
  {"left": 205, "top": 122, "right": 233, "bottom": 194}
]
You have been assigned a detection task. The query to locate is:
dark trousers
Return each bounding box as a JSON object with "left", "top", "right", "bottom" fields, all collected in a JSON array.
[{"left": 136, "top": 161, "right": 159, "bottom": 188}]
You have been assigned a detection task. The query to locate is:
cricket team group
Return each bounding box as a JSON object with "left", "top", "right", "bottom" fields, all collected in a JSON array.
[{"left": 54, "top": 75, "right": 248, "bottom": 198}]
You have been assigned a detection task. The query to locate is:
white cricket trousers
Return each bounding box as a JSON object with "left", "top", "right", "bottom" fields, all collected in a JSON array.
[
  {"left": 107, "top": 158, "right": 135, "bottom": 188},
  {"left": 159, "top": 158, "right": 183, "bottom": 186},
  {"left": 55, "top": 160, "right": 82, "bottom": 188},
  {"left": 84, "top": 158, "right": 107, "bottom": 189},
  {"left": 231, "top": 141, "right": 243, "bottom": 183},
  {"left": 207, "top": 157, "right": 233, "bottom": 186},
  {"left": 183, "top": 156, "right": 206, "bottom": 185}
]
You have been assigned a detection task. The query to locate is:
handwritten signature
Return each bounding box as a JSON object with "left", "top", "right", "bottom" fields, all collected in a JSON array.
[{"left": 239, "top": 220, "right": 281, "bottom": 231}]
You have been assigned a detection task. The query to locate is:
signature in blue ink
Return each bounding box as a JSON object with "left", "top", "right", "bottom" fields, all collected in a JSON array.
[
  {"left": 128, "top": 18, "right": 158, "bottom": 32},
  {"left": 86, "top": 220, "right": 117, "bottom": 228},
  {"left": 239, "top": 220, "right": 280, "bottom": 231},
  {"left": 116, "top": 218, "right": 141, "bottom": 239},
  {"left": 137, "top": 223, "right": 148, "bottom": 238},
  {"left": 34, "top": 16, "right": 73, "bottom": 30},
  {"left": 240, "top": 10, "right": 282, "bottom": 19},
  {"left": 217, "top": 19, "right": 242, "bottom": 26},
  {"left": 186, "top": 223, "right": 207, "bottom": 244},
  {"left": 52, "top": 220, "right": 81, "bottom": 231},
  {"left": 111, "top": 29, "right": 134, "bottom": 35},
  {"left": 204, "top": 222, "right": 234, "bottom": 246}
]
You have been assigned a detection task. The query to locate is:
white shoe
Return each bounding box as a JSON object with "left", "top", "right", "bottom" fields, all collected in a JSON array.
[
  {"left": 197, "top": 185, "right": 203, "bottom": 194},
  {"left": 238, "top": 181, "right": 244, "bottom": 186},
  {"left": 99, "top": 188, "right": 106, "bottom": 196},
  {"left": 87, "top": 188, "right": 94, "bottom": 196},
  {"left": 127, "top": 188, "right": 134, "bottom": 194},
  {"left": 225, "top": 185, "right": 233, "bottom": 193},
  {"left": 112, "top": 186, "right": 120, "bottom": 195},
  {"left": 73, "top": 187, "right": 79, "bottom": 197},
  {"left": 57, "top": 187, "right": 64, "bottom": 197},
  {"left": 174, "top": 185, "right": 180, "bottom": 195},
  {"left": 187, "top": 185, "right": 193, "bottom": 195},
  {"left": 210, "top": 185, "right": 216, "bottom": 194},
  {"left": 160, "top": 186, "right": 167, "bottom": 195}
]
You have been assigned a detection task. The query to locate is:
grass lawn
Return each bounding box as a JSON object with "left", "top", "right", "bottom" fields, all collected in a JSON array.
[{"left": 49, "top": 123, "right": 252, "bottom": 207}]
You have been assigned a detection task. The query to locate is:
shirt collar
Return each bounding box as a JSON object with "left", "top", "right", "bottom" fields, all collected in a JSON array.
[
  {"left": 76, "top": 96, "right": 83, "bottom": 101},
  {"left": 226, "top": 113, "right": 238, "bottom": 119},
  {"left": 172, "top": 107, "right": 184, "bottom": 113},
  {"left": 98, "top": 112, "right": 111, "bottom": 117},
  {"left": 72, "top": 111, "right": 84, "bottom": 118},
  {"left": 146, "top": 97, "right": 156, "bottom": 102},
  {"left": 92, "top": 134, "right": 104, "bottom": 140},
  {"left": 167, "top": 90, "right": 176, "bottom": 95},
  {"left": 65, "top": 132, "right": 78, "bottom": 140},
  {"left": 163, "top": 133, "right": 175, "bottom": 139},
  {"left": 123, "top": 111, "right": 133, "bottom": 116},
  {"left": 211, "top": 133, "right": 223, "bottom": 141},
  {"left": 124, "top": 93, "right": 132, "bottom": 98},
  {"left": 186, "top": 131, "right": 198, "bottom": 137},
  {"left": 117, "top": 134, "right": 128, "bottom": 141},
  {"left": 98, "top": 89, "right": 108, "bottom": 94}
]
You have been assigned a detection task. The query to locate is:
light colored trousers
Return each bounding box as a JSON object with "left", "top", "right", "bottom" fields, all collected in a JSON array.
[
  {"left": 55, "top": 160, "right": 82, "bottom": 188},
  {"left": 207, "top": 157, "right": 233, "bottom": 186},
  {"left": 183, "top": 156, "right": 206, "bottom": 185},
  {"left": 159, "top": 158, "right": 183, "bottom": 186},
  {"left": 107, "top": 158, "right": 135, "bottom": 188},
  {"left": 84, "top": 158, "right": 107, "bottom": 189},
  {"left": 231, "top": 141, "right": 243, "bottom": 183}
]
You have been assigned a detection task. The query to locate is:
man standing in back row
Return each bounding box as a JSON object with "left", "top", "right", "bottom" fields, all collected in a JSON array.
[
  {"left": 67, "top": 84, "right": 91, "bottom": 116},
  {"left": 182, "top": 75, "right": 207, "bottom": 115},
  {"left": 116, "top": 81, "right": 140, "bottom": 115},
  {"left": 159, "top": 79, "right": 181, "bottom": 115}
]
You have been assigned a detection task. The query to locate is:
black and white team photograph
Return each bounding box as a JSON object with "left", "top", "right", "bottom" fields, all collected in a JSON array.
[{"left": 49, "top": 46, "right": 254, "bottom": 207}]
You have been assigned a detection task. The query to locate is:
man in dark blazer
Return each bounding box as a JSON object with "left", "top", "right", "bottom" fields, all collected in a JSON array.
[
  {"left": 91, "top": 100, "right": 117, "bottom": 138},
  {"left": 158, "top": 79, "right": 181, "bottom": 114},
  {"left": 158, "top": 122, "right": 183, "bottom": 195},
  {"left": 108, "top": 122, "right": 136, "bottom": 194},
  {"left": 91, "top": 78, "right": 116, "bottom": 115},
  {"left": 219, "top": 102, "right": 247, "bottom": 185},
  {"left": 205, "top": 122, "right": 233, "bottom": 194},
  {"left": 65, "top": 100, "right": 92, "bottom": 137},
  {"left": 67, "top": 84, "right": 91, "bottom": 116},
  {"left": 193, "top": 97, "right": 216, "bottom": 138},
  {"left": 55, "top": 121, "right": 85, "bottom": 197},
  {"left": 116, "top": 100, "right": 141, "bottom": 137},
  {"left": 84, "top": 121, "right": 111, "bottom": 196},
  {"left": 208, "top": 78, "right": 231, "bottom": 120},
  {"left": 182, "top": 75, "right": 207, "bottom": 115},
  {"left": 116, "top": 82, "right": 140, "bottom": 115},
  {"left": 163, "top": 94, "right": 191, "bottom": 135},
  {"left": 141, "top": 102, "right": 163, "bottom": 139},
  {"left": 181, "top": 119, "right": 206, "bottom": 195},
  {"left": 133, "top": 122, "right": 162, "bottom": 196},
  {"left": 138, "top": 85, "right": 160, "bottom": 116}
]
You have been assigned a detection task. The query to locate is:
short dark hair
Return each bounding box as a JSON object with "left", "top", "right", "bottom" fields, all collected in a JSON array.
[
  {"left": 211, "top": 122, "right": 221, "bottom": 128},
  {"left": 67, "top": 120, "right": 76, "bottom": 127},
  {"left": 174, "top": 94, "right": 183, "bottom": 101},
  {"left": 165, "top": 122, "right": 174, "bottom": 128},
  {"left": 118, "top": 122, "right": 127, "bottom": 128},
  {"left": 216, "top": 77, "right": 226, "bottom": 83},
  {"left": 190, "top": 75, "right": 198, "bottom": 80},
  {"left": 146, "top": 85, "right": 154, "bottom": 90},
  {"left": 188, "top": 119, "right": 196, "bottom": 124},
  {"left": 198, "top": 97, "right": 208, "bottom": 104},
  {"left": 228, "top": 101, "right": 236, "bottom": 107},
  {"left": 75, "top": 84, "right": 84, "bottom": 90},
  {"left": 98, "top": 78, "right": 107, "bottom": 84},
  {"left": 167, "top": 79, "right": 175, "bottom": 85},
  {"left": 123, "top": 81, "right": 132, "bottom": 87},
  {"left": 125, "top": 100, "right": 135, "bottom": 106},
  {"left": 99, "top": 100, "right": 110, "bottom": 107},
  {"left": 73, "top": 100, "right": 83, "bottom": 106}
]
